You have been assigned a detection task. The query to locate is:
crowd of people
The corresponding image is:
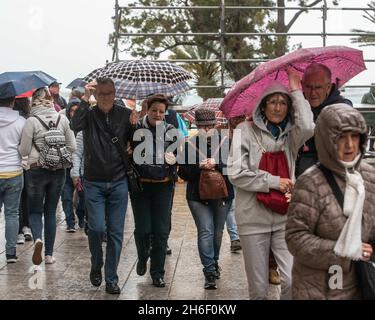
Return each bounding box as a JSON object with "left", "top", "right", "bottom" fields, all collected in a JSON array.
[{"left": 0, "top": 62, "right": 374, "bottom": 299}]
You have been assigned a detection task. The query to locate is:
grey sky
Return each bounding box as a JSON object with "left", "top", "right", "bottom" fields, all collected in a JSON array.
[{"left": 0, "top": 0, "right": 373, "bottom": 93}]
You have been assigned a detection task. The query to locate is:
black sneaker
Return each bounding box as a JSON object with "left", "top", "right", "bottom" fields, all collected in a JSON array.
[
  {"left": 204, "top": 273, "right": 217, "bottom": 290},
  {"left": 136, "top": 259, "right": 147, "bottom": 276},
  {"left": 166, "top": 245, "right": 172, "bottom": 255},
  {"left": 230, "top": 239, "right": 242, "bottom": 252},
  {"left": 105, "top": 283, "right": 121, "bottom": 294},
  {"left": 89, "top": 268, "right": 102, "bottom": 287},
  {"left": 6, "top": 254, "right": 18, "bottom": 264},
  {"left": 152, "top": 277, "right": 166, "bottom": 288}
]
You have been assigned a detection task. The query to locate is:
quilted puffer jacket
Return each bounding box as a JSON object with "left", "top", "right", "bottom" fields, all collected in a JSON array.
[{"left": 286, "top": 103, "right": 375, "bottom": 300}]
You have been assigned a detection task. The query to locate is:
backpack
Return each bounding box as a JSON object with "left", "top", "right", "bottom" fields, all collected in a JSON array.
[{"left": 33, "top": 115, "right": 72, "bottom": 170}]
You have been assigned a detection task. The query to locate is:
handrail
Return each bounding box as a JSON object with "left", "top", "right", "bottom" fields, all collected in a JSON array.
[
  {"left": 112, "top": 2, "right": 375, "bottom": 90},
  {"left": 118, "top": 6, "right": 375, "bottom": 11}
]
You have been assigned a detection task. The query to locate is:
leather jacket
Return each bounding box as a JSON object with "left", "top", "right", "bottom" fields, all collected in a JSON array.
[{"left": 71, "top": 101, "right": 133, "bottom": 182}]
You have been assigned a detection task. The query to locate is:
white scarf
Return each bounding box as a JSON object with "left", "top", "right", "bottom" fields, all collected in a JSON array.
[{"left": 334, "top": 154, "right": 365, "bottom": 260}]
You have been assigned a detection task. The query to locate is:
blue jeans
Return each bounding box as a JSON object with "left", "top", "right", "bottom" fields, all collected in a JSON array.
[
  {"left": 26, "top": 168, "right": 65, "bottom": 256},
  {"left": 188, "top": 199, "right": 232, "bottom": 274},
  {"left": 62, "top": 169, "right": 85, "bottom": 229},
  {"left": 0, "top": 174, "right": 23, "bottom": 256},
  {"left": 226, "top": 199, "right": 240, "bottom": 241},
  {"left": 84, "top": 178, "right": 128, "bottom": 285}
]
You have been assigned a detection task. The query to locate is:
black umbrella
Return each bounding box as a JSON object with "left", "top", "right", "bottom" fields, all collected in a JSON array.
[
  {"left": 0, "top": 71, "right": 56, "bottom": 99},
  {"left": 66, "top": 78, "right": 87, "bottom": 89}
]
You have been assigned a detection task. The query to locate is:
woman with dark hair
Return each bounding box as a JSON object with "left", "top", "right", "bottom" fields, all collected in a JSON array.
[
  {"left": 131, "top": 94, "right": 178, "bottom": 287},
  {"left": 227, "top": 69, "right": 314, "bottom": 299},
  {"left": 178, "top": 108, "right": 234, "bottom": 290}
]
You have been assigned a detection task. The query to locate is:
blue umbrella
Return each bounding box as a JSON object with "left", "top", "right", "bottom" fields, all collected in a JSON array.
[
  {"left": 0, "top": 71, "right": 56, "bottom": 99},
  {"left": 66, "top": 78, "right": 87, "bottom": 89}
]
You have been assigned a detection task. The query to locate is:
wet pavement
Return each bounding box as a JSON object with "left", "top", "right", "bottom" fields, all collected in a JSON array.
[{"left": 0, "top": 182, "right": 280, "bottom": 300}]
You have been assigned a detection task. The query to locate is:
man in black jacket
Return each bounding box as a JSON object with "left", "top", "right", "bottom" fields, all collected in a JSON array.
[
  {"left": 71, "top": 78, "right": 135, "bottom": 294},
  {"left": 295, "top": 63, "right": 353, "bottom": 177}
]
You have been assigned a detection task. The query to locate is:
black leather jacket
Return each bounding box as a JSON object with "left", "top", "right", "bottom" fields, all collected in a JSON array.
[{"left": 71, "top": 101, "right": 133, "bottom": 182}]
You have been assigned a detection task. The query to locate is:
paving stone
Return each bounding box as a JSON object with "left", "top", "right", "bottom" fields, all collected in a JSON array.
[{"left": 0, "top": 183, "right": 272, "bottom": 300}]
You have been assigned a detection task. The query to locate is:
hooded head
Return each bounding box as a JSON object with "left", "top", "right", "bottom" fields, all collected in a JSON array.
[
  {"left": 65, "top": 98, "right": 80, "bottom": 120},
  {"left": 252, "top": 82, "right": 293, "bottom": 136},
  {"left": 315, "top": 104, "right": 367, "bottom": 176}
]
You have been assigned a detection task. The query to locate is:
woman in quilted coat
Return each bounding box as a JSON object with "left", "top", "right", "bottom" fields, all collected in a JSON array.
[{"left": 286, "top": 104, "right": 375, "bottom": 299}]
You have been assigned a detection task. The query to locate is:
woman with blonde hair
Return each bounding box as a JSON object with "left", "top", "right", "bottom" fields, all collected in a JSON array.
[{"left": 19, "top": 87, "right": 76, "bottom": 265}]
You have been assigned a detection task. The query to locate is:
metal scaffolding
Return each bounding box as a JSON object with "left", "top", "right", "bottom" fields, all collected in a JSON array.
[{"left": 111, "top": 0, "right": 375, "bottom": 90}]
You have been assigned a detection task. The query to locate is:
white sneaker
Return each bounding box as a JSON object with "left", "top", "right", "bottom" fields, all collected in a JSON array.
[
  {"left": 32, "top": 239, "right": 43, "bottom": 265},
  {"left": 22, "top": 227, "right": 33, "bottom": 241},
  {"left": 17, "top": 233, "right": 25, "bottom": 244},
  {"left": 45, "top": 255, "right": 56, "bottom": 264}
]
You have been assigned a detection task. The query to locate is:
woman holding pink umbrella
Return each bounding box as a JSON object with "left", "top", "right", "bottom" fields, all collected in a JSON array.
[{"left": 227, "top": 69, "right": 314, "bottom": 299}]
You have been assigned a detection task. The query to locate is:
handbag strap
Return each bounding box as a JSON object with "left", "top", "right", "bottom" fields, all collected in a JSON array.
[
  {"left": 251, "top": 122, "right": 287, "bottom": 153},
  {"left": 251, "top": 124, "right": 266, "bottom": 153},
  {"left": 32, "top": 115, "right": 61, "bottom": 153},
  {"left": 318, "top": 163, "right": 344, "bottom": 210},
  {"left": 92, "top": 111, "right": 130, "bottom": 171},
  {"left": 187, "top": 136, "right": 227, "bottom": 160}
]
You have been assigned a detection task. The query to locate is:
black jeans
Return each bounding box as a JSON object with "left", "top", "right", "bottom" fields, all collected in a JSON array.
[
  {"left": 131, "top": 182, "right": 174, "bottom": 279},
  {"left": 18, "top": 170, "right": 29, "bottom": 233}
]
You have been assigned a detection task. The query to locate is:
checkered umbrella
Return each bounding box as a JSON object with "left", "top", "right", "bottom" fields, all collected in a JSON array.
[
  {"left": 84, "top": 60, "right": 192, "bottom": 99},
  {"left": 184, "top": 98, "right": 228, "bottom": 125}
]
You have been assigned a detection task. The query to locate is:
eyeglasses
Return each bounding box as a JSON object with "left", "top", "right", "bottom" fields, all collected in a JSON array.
[
  {"left": 303, "top": 83, "right": 330, "bottom": 92},
  {"left": 266, "top": 99, "right": 288, "bottom": 107},
  {"left": 96, "top": 91, "right": 115, "bottom": 98}
]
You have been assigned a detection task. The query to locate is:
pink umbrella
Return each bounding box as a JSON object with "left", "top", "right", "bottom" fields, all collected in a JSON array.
[
  {"left": 184, "top": 98, "right": 228, "bottom": 125},
  {"left": 221, "top": 46, "right": 366, "bottom": 119}
]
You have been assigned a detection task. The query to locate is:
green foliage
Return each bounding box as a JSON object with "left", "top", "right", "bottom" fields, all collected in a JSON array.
[{"left": 109, "top": 0, "right": 341, "bottom": 99}]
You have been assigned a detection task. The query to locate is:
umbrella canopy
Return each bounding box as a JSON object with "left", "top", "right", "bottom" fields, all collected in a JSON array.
[
  {"left": 84, "top": 60, "right": 192, "bottom": 99},
  {"left": 66, "top": 78, "right": 87, "bottom": 89},
  {"left": 0, "top": 71, "right": 56, "bottom": 99},
  {"left": 184, "top": 98, "right": 228, "bottom": 125},
  {"left": 221, "top": 46, "right": 366, "bottom": 119},
  {"left": 16, "top": 89, "right": 35, "bottom": 98}
]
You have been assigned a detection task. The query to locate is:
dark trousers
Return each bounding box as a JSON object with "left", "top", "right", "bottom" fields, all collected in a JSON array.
[
  {"left": 18, "top": 170, "right": 29, "bottom": 233},
  {"left": 295, "top": 153, "right": 318, "bottom": 178},
  {"left": 26, "top": 168, "right": 65, "bottom": 256},
  {"left": 62, "top": 169, "right": 85, "bottom": 228},
  {"left": 131, "top": 182, "right": 173, "bottom": 279}
]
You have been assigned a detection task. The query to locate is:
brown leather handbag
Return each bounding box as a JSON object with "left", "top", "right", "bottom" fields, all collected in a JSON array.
[
  {"left": 199, "top": 169, "right": 228, "bottom": 200},
  {"left": 188, "top": 136, "right": 229, "bottom": 200}
]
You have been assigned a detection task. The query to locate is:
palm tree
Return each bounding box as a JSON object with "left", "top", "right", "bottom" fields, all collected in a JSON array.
[
  {"left": 351, "top": 1, "right": 375, "bottom": 46},
  {"left": 169, "top": 46, "right": 225, "bottom": 100}
]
